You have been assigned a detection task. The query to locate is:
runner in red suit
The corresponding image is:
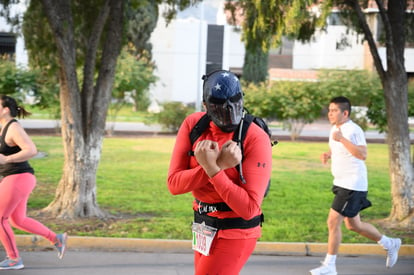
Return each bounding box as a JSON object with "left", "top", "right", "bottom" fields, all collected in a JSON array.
[{"left": 168, "top": 70, "right": 272, "bottom": 275}]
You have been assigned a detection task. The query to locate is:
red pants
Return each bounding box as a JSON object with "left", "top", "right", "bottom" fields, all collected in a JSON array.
[
  {"left": 194, "top": 237, "right": 257, "bottom": 275},
  {"left": 0, "top": 173, "right": 56, "bottom": 258}
]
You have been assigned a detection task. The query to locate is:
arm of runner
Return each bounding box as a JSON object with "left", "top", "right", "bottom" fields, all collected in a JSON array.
[
  {"left": 333, "top": 127, "right": 367, "bottom": 160},
  {"left": 167, "top": 114, "right": 211, "bottom": 195}
]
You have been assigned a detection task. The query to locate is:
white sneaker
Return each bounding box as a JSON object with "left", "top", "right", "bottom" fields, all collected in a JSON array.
[
  {"left": 309, "top": 262, "right": 337, "bottom": 275},
  {"left": 385, "top": 238, "right": 401, "bottom": 268}
]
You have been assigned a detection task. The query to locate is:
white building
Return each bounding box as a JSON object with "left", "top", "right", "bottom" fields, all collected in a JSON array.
[
  {"left": 148, "top": 1, "right": 414, "bottom": 111},
  {"left": 148, "top": 0, "right": 245, "bottom": 112}
]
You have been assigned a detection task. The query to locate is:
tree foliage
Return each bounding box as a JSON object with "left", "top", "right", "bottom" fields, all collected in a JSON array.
[
  {"left": 243, "top": 70, "right": 383, "bottom": 139},
  {"left": 244, "top": 80, "right": 323, "bottom": 140},
  {"left": 317, "top": 70, "right": 382, "bottom": 105},
  {"left": 0, "top": 55, "right": 60, "bottom": 119},
  {"left": 242, "top": 47, "right": 269, "bottom": 83},
  {"left": 106, "top": 44, "right": 158, "bottom": 134},
  {"left": 224, "top": 0, "right": 327, "bottom": 83},
  {"left": 0, "top": 56, "right": 38, "bottom": 100},
  {"left": 225, "top": 0, "right": 325, "bottom": 51},
  {"left": 156, "top": 101, "right": 194, "bottom": 132},
  {"left": 113, "top": 44, "right": 158, "bottom": 112},
  {"left": 367, "top": 80, "right": 414, "bottom": 133}
]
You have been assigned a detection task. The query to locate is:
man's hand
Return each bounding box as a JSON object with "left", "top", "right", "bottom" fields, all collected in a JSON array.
[
  {"left": 320, "top": 152, "right": 331, "bottom": 165},
  {"left": 332, "top": 127, "right": 343, "bottom": 142},
  {"left": 217, "top": 140, "right": 242, "bottom": 170},
  {"left": 194, "top": 140, "right": 221, "bottom": 177}
]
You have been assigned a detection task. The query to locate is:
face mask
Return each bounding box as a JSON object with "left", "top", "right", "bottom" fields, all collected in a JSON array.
[
  {"left": 206, "top": 93, "right": 243, "bottom": 132},
  {"left": 202, "top": 70, "right": 244, "bottom": 132}
]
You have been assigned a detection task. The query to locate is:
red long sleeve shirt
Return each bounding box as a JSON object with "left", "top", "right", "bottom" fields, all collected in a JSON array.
[{"left": 167, "top": 112, "right": 273, "bottom": 239}]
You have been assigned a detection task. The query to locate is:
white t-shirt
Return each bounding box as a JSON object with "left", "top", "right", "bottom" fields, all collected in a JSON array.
[{"left": 329, "top": 120, "right": 368, "bottom": 191}]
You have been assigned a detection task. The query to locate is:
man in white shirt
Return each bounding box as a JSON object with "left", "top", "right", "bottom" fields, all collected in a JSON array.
[{"left": 310, "top": 96, "right": 401, "bottom": 275}]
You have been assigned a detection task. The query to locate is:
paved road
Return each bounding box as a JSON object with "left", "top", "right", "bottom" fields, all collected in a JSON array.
[{"left": 3, "top": 250, "right": 413, "bottom": 275}]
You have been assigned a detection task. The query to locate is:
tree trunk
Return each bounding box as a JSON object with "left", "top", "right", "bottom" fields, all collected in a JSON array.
[
  {"left": 384, "top": 79, "right": 414, "bottom": 225},
  {"left": 381, "top": 1, "right": 414, "bottom": 225},
  {"left": 350, "top": 0, "right": 414, "bottom": 226},
  {"left": 43, "top": 119, "right": 107, "bottom": 218},
  {"left": 40, "top": 0, "right": 124, "bottom": 219}
]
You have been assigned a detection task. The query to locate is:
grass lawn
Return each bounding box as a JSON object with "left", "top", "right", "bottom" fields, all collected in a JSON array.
[{"left": 25, "top": 136, "right": 412, "bottom": 244}]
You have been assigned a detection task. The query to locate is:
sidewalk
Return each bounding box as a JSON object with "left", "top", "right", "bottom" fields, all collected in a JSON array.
[{"left": 15, "top": 235, "right": 414, "bottom": 257}]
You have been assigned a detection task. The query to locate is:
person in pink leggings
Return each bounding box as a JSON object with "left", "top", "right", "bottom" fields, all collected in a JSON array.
[{"left": 0, "top": 95, "right": 67, "bottom": 270}]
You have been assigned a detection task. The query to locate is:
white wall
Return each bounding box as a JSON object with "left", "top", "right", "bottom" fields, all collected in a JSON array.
[
  {"left": 148, "top": 0, "right": 245, "bottom": 112},
  {"left": 149, "top": 16, "right": 208, "bottom": 112},
  {"left": 378, "top": 47, "right": 414, "bottom": 72},
  {"left": 222, "top": 25, "right": 245, "bottom": 69},
  {"left": 293, "top": 23, "right": 414, "bottom": 73},
  {"left": 405, "top": 48, "right": 414, "bottom": 72},
  {"left": 293, "top": 25, "right": 365, "bottom": 70}
]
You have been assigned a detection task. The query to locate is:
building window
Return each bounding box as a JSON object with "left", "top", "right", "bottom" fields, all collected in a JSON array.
[
  {"left": 0, "top": 32, "right": 16, "bottom": 57},
  {"left": 206, "top": 25, "right": 224, "bottom": 74}
]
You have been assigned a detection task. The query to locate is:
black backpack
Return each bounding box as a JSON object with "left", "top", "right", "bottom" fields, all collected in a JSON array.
[{"left": 188, "top": 111, "right": 277, "bottom": 197}]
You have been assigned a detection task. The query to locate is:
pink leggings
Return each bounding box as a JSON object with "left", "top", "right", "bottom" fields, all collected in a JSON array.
[
  {"left": 0, "top": 173, "right": 56, "bottom": 259},
  {"left": 194, "top": 237, "right": 257, "bottom": 275}
]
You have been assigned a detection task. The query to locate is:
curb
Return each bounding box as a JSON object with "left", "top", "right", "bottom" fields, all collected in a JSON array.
[{"left": 15, "top": 235, "right": 414, "bottom": 257}]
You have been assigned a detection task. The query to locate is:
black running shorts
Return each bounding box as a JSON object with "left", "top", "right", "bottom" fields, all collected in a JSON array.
[{"left": 331, "top": 185, "right": 372, "bottom": 218}]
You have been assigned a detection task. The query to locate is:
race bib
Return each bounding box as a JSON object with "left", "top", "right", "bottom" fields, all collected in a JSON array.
[{"left": 192, "top": 222, "right": 217, "bottom": 256}]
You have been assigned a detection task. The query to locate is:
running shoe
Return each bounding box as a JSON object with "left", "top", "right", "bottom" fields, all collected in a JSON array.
[
  {"left": 0, "top": 257, "right": 24, "bottom": 270},
  {"left": 309, "top": 262, "right": 337, "bottom": 275},
  {"left": 386, "top": 237, "right": 401, "bottom": 268},
  {"left": 54, "top": 232, "right": 68, "bottom": 259}
]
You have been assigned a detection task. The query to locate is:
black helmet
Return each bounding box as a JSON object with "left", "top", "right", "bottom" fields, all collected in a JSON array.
[{"left": 202, "top": 70, "right": 243, "bottom": 132}]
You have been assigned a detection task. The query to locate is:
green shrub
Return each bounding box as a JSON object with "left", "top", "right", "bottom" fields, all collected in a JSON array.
[{"left": 156, "top": 101, "right": 194, "bottom": 132}]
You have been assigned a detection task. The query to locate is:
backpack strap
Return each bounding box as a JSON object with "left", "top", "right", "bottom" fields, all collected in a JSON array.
[
  {"left": 232, "top": 112, "right": 254, "bottom": 184},
  {"left": 233, "top": 112, "right": 273, "bottom": 193},
  {"left": 188, "top": 114, "right": 211, "bottom": 156},
  {"left": 233, "top": 113, "right": 254, "bottom": 148}
]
